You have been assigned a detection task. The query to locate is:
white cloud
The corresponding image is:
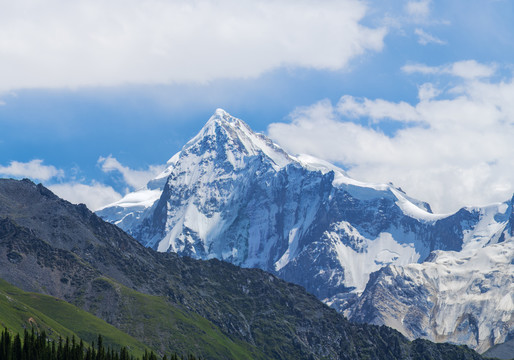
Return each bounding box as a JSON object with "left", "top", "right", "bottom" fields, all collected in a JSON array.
[
  {"left": 406, "top": 0, "right": 431, "bottom": 18},
  {"left": 338, "top": 95, "right": 421, "bottom": 123},
  {"left": 414, "top": 28, "right": 446, "bottom": 45},
  {"left": 48, "top": 182, "right": 122, "bottom": 211},
  {"left": 0, "top": 0, "right": 386, "bottom": 92},
  {"left": 0, "top": 159, "right": 64, "bottom": 181},
  {"left": 449, "top": 60, "right": 497, "bottom": 79},
  {"left": 0, "top": 157, "right": 159, "bottom": 210},
  {"left": 402, "top": 60, "right": 496, "bottom": 79},
  {"left": 268, "top": 63, "right": 514, "bottom": 213},
  {"left": 98, "top": 155, "right": 164, "bottom": 190}
]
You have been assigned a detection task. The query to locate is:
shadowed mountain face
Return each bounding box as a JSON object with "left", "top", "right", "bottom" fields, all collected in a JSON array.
[{"left": 0, "top": 178, "right": 484, "bottom": 360}]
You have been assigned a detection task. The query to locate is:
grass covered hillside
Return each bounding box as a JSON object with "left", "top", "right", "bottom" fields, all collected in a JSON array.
[{"left": 0, "top": 278, "right": 148, "bottom": 357}]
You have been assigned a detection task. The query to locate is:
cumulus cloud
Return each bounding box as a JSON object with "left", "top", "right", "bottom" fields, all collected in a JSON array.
[
  {"left": 0, "top": 159, "right": 64, "bottom": 181},
  {"left": 268, "top": 62, "right": 514, "bottom": 213},
  {"left": 48, "top": 182, "right": 122, "bottom": 211},
  {"left": 402, "top": 60, "right": 496, "bottom": 79},
  {"left": 98, "top": 155, "right": 164, "bottom": 190},
  {"left": 414, "top": 28, "right": 446, "bottom": 45},
  {"left": 0, "top": 0, "right": 385, "bottom": 92}
]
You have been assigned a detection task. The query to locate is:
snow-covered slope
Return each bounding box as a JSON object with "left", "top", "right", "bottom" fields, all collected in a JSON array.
[
  {"left": 346, "top": 201, "right": 513, "bottom": 353},
  {"left": 97, "top": 109, "right": 513, "bottom": 352}
]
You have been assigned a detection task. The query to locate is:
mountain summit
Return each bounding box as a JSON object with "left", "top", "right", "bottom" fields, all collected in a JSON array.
[
  {"left": 182, "top": 108, "right": 293, "bottom": 170},
  {"left": 97, "top": 110, "right": 513, "bottom": 352}
]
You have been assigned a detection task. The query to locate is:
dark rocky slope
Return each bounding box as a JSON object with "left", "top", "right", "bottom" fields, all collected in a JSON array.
[{"left": 0, "top": 178, "right": 483, "bottom": 359}]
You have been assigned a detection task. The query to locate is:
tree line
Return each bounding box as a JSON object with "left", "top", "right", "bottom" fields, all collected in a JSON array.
[{"left": 0, "top": 328, "right": 200, "bottom": 360}]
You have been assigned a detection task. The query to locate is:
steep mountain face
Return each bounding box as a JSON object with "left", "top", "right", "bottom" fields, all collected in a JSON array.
[
  {"left": 0, "top": 178, "right": 484, "bottom": 360},
  {"left": 97, "top": 109, "right": 513, "bottom": 352}
]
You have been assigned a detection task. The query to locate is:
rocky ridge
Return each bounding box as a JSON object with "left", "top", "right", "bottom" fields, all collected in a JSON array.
[{"left": 0, "top": 178, "right": 485, "bottom": 359}]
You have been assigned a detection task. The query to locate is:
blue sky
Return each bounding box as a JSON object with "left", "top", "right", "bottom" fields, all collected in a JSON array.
[{"left": 1, "top": 0, "right": 514, "bottom": 213}]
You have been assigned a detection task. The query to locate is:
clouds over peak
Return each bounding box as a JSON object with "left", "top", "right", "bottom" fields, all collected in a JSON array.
[
  {"left": 0, "top": 0, "right": 385, "bottom": 92},
  {"left": 268, "top": 61, "right": 514, "bottom": 213}
]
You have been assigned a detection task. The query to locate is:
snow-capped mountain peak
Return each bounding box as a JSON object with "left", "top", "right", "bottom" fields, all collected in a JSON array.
[
  {"left": 97, "top": 110, "right": 514, "bottom": 353},
  {"left": 182, "top": 108, "right": 293, "bottom": 171},
  {"left": 98, "top": 108, "right": 470, "bottom": 268}
]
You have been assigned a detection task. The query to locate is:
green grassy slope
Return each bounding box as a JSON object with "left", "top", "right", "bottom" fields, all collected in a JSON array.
[
  {"left": 90, "top": 277, "right": 264, "bottom": 359},
  {"left": 0, "top": 278, "right": 147, "bottom": 356},
  {"left": 0, "top": 275, "right": 263, "bottom": 359}
]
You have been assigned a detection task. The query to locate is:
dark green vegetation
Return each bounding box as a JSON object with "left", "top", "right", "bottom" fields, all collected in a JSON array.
[
  {"left": 0, "top": 328, "right": 198, "bottom": 360},
  {"left": 0, "top": 179, "right": 485, "bottom": 359}
]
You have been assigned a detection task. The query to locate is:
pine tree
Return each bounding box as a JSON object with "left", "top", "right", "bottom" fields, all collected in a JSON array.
[
  {"left": 12, "top": 333, "right": 22, "bottom": 360},
  {"left": 96, "top": 335, "right": 105, "bottom": 360}
]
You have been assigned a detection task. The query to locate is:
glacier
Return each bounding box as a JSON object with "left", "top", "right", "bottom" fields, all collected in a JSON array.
[
  {"left": 97, "top": 109, "right": 513, "bottom": 352},
  {"left": 347, "top": 231, "right": 513, "bottom": 353}
]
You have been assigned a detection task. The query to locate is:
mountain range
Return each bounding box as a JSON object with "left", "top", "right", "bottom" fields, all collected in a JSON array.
[
  {"left": 97, "top": 109, "right": 513, "bottom": 355},
  {"left": 0, "top": 178, "right": 486, "bottom": 359}
]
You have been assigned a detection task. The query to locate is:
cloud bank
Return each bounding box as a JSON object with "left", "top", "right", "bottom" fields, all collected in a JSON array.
[
  {"left": 0, "top": 157, "right": 163, "bottom": 211},
  {"left": 268, "top": 61, "right": 514, "bottom": 213},
  {"left": 0, "top": 159, "right": 64, "bottom": 181},
  {"left": 0, "top": 0, "right": 385, "bottom": 92},
  {"left": 0, "top": 159, "right": 120, "bottom": 210}
]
